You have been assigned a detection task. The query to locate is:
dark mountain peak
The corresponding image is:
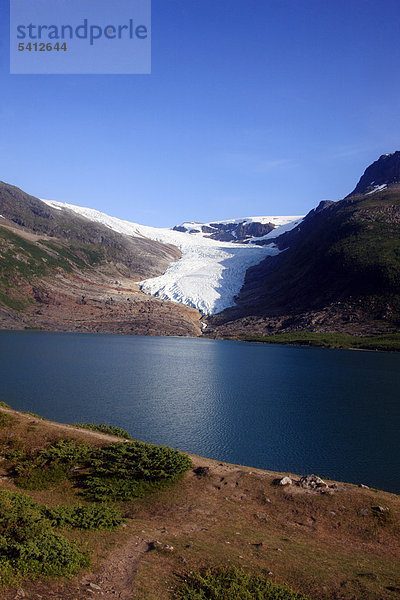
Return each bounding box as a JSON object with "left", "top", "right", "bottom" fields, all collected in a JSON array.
[{"left": 349, "top": 151, "right": 400, "bottom": 196}]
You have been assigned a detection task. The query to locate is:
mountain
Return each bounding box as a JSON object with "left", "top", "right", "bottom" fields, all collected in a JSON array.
[
  {"left": 1, "top": 153, "right": 399, "bottom": 338},
  {"left": 208, "top": 153, "right": 400, "bottom": 336},
  {"left": 0, "top": 182, "right": 202, "bottom": 336},
  {"left": 348, "top": 151, "right": 400, "bottom": 196},
  {"left": 39, "top": 201, "right": 302, "bottom": 315},
  {"left": 172, "top": 215, "right": 300, "bottom": 243}
]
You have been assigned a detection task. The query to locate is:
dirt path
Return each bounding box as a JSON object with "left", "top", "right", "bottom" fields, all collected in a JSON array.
[{"left": 79, "top": 537, "right": 151, "bottom": 600}]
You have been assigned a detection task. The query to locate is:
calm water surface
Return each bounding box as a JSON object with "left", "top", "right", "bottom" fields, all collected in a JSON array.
[{"left": 1, "top": 331, "right": 399, "bottom": 493}]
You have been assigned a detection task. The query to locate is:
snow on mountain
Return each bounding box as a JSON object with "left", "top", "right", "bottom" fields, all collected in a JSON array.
[
  {"left": 42, "top": 200, "right": 302, "bottom": 315},
  {"left": 246, "top": 217, "right": 304, "bottom": 244},
  {"left": 178, "top": 215, "right": 297, "bottom": 228}
]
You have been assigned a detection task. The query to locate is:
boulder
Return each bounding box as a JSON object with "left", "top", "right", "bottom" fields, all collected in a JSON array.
[
  {"left": 278, "top": 476, "right": 293, "bottom": 486},
  {"left": 299, "top": 474, "right": 327, "bottom": 489},
  {"left": 193, "top": 466, "right": 210, "bottom": 478}
]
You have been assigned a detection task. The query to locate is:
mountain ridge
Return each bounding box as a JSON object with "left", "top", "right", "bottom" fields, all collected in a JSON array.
[
  {"left": 0, "top": 182, "right": 202, "bottom": 336},
  {"left": 1, "top": 152, "right": 399, "bottom": 337},
  {"left": 208, "top": 154, "right": 400, "bottom": 337}
]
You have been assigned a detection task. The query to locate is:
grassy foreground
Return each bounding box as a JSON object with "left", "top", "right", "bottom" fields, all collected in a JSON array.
[
  {"left": 0, "top": 405, "right": 399, "bottom": 600},
  {"left": 235, "top": 332, "right": 400, "bottom": 352}
]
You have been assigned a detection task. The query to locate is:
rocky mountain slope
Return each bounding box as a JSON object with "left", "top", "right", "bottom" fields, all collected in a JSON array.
[
  {"left": 1, "top": 152, "right": 399, "bottom": 338},
  {"left": 172, "top": 215, "right": 301, "bottom": 243},
  {"left": 0, "top": 182, "right": 201, "bottom": 336},
  {"left": 41, "top": 200, "right": 302, "bottom": 315},
  {"left": 208, "top": 153, "right": 400, "bottom": 336}
]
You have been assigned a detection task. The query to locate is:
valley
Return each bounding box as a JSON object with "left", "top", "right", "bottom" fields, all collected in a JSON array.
[{"left": 1, "top": 152, "right": 400, "bottom": 340}]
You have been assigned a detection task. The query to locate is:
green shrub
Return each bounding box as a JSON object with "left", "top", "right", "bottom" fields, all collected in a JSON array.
[
  {"left": 175, "top": 567, "right": 312, "bottom": 600},
  {"left": 74, "top": 422, "right": 132, "bottom": 439},
  {"left": 12, "top": 440, "right": 93, "bottom": 491},
  {"left": 43, "top": 503, "right": 123, "bottom": 530},
  {"left": 0, "top": 402, "right": 11, "bottom": 409},
  {"left": 4, "top": 449, "right": 24, "bottom": 462},
  {"left": 83, "top": 442, "right": 192, "bottom": 502},
  {"left": 0, "top": 413, "right": 15, "bottom": 428},
  {"left": 0, "top": 557, "right": 16, "bottom": 587},
  {"left": 0, "top": 491, "right": 90, "bottom": 583},
  {"left": 8, "top": 437, "right": 191, "bottom": 501},
  {"left": 22, "top": 412, "right": 43, "bottom": 419},
  {"left": 38, "top": 439, "right": 93, "bottom": 465}
]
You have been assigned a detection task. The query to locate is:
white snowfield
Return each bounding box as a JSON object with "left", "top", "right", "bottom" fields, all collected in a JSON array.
[
  {"left": 366, "top": 184, "right": 387, "bottom": 195},
  {"left": 42, "top": 200, "right": 302, "bottom": 315}
]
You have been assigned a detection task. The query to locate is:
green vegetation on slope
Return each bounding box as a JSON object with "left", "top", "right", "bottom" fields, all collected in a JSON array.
[
  {"left": 8, "top": 436, "right": 192, "bottom": 501},
  {"left": 0, "top": 490, "right": 90, "bottom": 586},
  {"left": 42, "top": 503, "right": 124, "bottom": 530},
  {"left": 73, "top": 422, "right": 133, "bottom": 439},
  {"left": 227, "top": 187, "right": 400, "bottom": 331},
  {"left": 83, "top": 441, "right": 193, "bottom": 501},
  {"left": 237, "top": 332, "right": 400, "bottom": 351},
  {"left": 0, "top": 412, "right": 192, "bottom": 588},
  {"left": 175, "top": 567, "right": 312, "bottom": 600},
  {"left": 0, "top": 226, "right": 104, "bottom": 311}
]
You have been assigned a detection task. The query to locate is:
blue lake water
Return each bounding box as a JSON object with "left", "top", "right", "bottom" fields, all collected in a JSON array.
[{"left": 1, "top": 331, "right": 399, "bottom": 493}]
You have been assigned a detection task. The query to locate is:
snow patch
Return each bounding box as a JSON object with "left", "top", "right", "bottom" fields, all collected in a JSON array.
[
  {"left": 246, "top": 217, "right": 303, "bottom": 244},
  {"left": 42, "top": 199, "right": 63, "bottom": 211},
  {"left": 366, "top": 184, "right": 387, "bottom": 195}
]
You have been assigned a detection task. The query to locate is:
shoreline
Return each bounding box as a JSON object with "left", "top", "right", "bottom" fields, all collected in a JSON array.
[
  {"left": 2, "top": 325, "right": 400, "bottom": 353},
  {"left": 0, "top": 405, "right": 397, "bottom": 496}
]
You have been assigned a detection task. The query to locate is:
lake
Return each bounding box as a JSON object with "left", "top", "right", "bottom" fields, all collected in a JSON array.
[{"left": 1, "top": 331, "right": 399, "bottom": 493}]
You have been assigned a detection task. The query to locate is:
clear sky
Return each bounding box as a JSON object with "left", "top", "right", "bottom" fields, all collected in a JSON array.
[{"left": 1, "top": 0, "right": 400, "bottom": 226}]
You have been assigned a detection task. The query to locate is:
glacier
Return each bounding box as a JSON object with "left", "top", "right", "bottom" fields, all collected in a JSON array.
[{"left": 42, "top": 200, "right": 302, "bottom": 315}]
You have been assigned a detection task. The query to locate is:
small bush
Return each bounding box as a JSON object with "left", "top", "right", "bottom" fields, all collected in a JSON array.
[
  {"left": 8, "top": 437, "right": 191, "bottom": 501},
  {"left": 175, "top": 567, "right": 312, "bottom": 600},
  {"left": 14, "top": 464, "right": 68, "bottom": 491},
  {"left": 38, "top": 439, "right": 93, "bottom": 465},
  {"left": 0, "top": 413, "right": 15, "bottom": 428},
  {"left": 0, "top": 491, "right": 90, "bottom": 583},
  {"left": 43, "top": 503, "right": 124, "bottom": 530},
  {"left": 74, "top": 422, "right": 132, "bottom": 439},
  {"left": 0, "top": 402, "right": 11, "bottom": 409},
  {"left": 83, "top": 442, "right": 192, "bottom": 502},
  {"left": 22, "top": 412, "right": 44, "bottom": 419},
  {"left": 12, "top": 440, "right": 93, "bottom": 491}
]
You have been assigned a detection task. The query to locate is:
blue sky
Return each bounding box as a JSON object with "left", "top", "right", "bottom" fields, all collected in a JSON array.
[{"left": 1, "top": 0, "right": 400, "bottom": 226}]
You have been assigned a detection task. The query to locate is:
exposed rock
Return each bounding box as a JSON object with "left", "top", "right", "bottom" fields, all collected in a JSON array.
[
  {"left": 299, "top": 474, "right": 327, "bottom": 489},
  {"left": 349, "top": 151, "right": 400, "bottom": 196},
  {"left": 178, "top": 556, "right": 187, "bottom": 564},
  {"left": 359, "top": 484, "right": 370, "bottom": 489},
  {"left": 208, "top": 155, "right": 400, "bottom": 338},
  {"left": 88, "top": 583, "right": 102, "bottom": 591},
  {"left": 254, "top": 513, "right": 268, "bottom": 521},
  {"left": 372, "top": 505, "right": 390, "bottom": 513},
  {"left": 277, "top": 476, "right": 293, "bottom": 486},
  {"left": 193, "top": 466, "right": 210, "bottom": 478}
]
